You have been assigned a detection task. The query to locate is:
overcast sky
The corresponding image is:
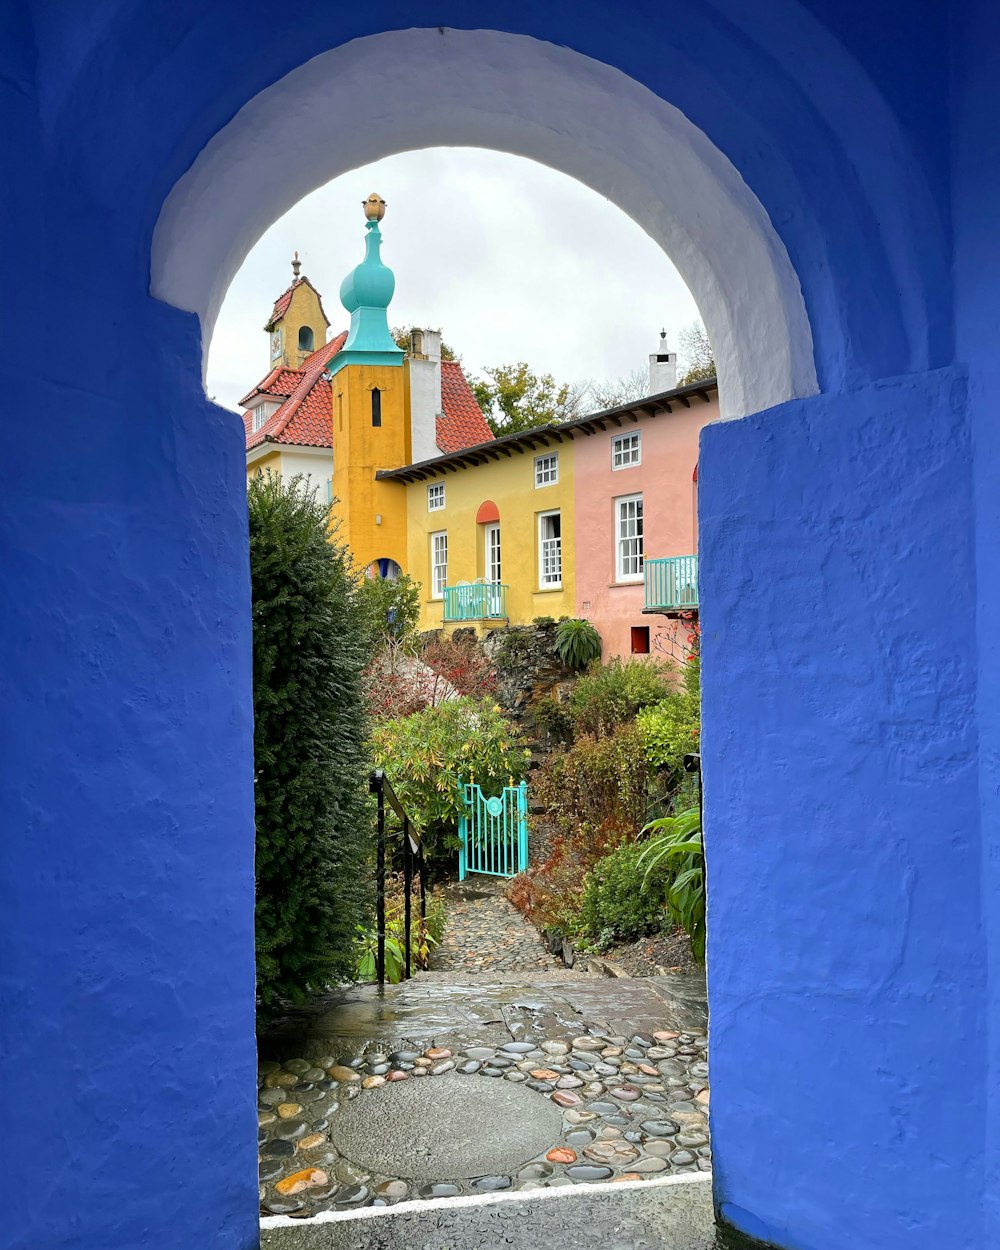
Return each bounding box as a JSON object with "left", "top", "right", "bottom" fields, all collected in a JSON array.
[{"left": 207, "top": 147, "right": 701, "bottom": 412}]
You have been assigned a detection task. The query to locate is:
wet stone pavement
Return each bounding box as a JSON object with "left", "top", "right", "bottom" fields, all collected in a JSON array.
[
  {"left": 258, "top": 972, "right": 709, "bottom": 1219},
  {"left": 428, "top": 878, "right": 565, "bottom": 973}
]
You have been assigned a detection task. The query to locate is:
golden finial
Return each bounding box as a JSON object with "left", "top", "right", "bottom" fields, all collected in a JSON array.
[{"left": 363, "top": 193, "right": 387, "bottom": 222}]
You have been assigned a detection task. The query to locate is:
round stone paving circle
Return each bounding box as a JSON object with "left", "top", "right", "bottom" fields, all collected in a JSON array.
[{"left": 329, "top": 1071, "right": 564, "bottom": 1182}]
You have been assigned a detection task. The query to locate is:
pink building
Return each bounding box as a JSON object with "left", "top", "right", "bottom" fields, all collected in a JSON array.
[{"left": 573, "top": 374, "right": 719, "bottom": 662}]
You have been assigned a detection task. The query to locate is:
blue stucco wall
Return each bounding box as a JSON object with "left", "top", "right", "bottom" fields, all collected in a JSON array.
[
  {"left": 2, "top": 1, "right": 994, "bottom": 1248},
  {"left": 700, "top": 370, "right": 983, "bottom": 1249},
  {"left": 953, "top": 4, "right": 1000, "bottom": 1246}
]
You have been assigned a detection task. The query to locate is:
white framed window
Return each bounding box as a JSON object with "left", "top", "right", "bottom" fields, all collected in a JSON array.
[
  {"left": 538, "top": 511, "right": 562, "bottom": 588},
  {"left": 535, "top": 452, "right": 559, "bottom": 487},
  {"left": 431, "top": 531, "right": 448, "bottom": 599},
  {"left": 427, "top": 482, "right": 445, "bottom": 511},
  {"left": 616, "top": 494, "right": 644, "bottom": 581},
  {"left": 612, "top": 430, "right": 641, "bottom": 469},
  {"left": 252, "top": 402, "right": 268, "bottom": 432},
  {"left": 485, "top": 523, "right": 502, "bottom": 583}
]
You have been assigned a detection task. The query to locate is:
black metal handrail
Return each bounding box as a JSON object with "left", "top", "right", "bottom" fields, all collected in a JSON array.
[{"left": 369, "top": 769, "right": 427, "bottom": 991}]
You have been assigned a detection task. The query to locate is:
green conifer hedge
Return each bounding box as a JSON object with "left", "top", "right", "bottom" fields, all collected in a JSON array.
[{"left": 248, "top": 473, "right": 372, "bottom": 1012}]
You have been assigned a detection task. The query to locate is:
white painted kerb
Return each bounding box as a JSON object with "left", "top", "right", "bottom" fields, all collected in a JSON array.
[
  {"left": 259, "top": 1170, "right": 713, "bottom": 1230},
  {"left": 152, "top": 28, "right": 818, "bottom": 419}
]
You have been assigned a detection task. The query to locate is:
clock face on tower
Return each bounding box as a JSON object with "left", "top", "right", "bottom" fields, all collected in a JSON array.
[{"left": 270, "top": 329, "right": 283, "bottom": 361}]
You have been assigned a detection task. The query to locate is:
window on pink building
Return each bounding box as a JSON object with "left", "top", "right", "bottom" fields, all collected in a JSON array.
[{"left": 616, "top": 494, "right": 644, "bottom": 581}]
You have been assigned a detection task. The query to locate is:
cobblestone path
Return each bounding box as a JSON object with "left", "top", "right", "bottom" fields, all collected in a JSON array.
[
  {"left": 258, "top": 972, "right": 709, "bottom": 1220},
  {"left": 428, "top": 877, "right": 566, "bottom": 974}
]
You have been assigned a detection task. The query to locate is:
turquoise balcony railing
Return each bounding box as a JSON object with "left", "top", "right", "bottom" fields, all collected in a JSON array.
[
  {"left": 443, "top": 582, "right": 509, "bottom": 622},
  {"left": 644, "top": 556, "right": 698, "bottom": 611}
]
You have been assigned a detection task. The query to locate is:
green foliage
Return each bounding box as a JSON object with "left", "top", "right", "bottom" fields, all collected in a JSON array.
[
  {"left": 638, "top": 808, "right": 705, "bottom": 963},
  {"left": 637, "top": 653, "right": 701, "bottom": 779},
  {"left": 510, "top": 722, "right": 654, "bottom": 934},
  {"left": 569, "top": 657, "right": 674, "bottom": 738},
  {"left": 529, "top": 691, "right": 574, "bottom": 745},
  {"left": 532, "top": 615, "right": 556, "bottom": 626},
  {"left": 555, "top": 618, "right": 603, "bottom": 670},
  {"left": 534, "top": 722, "right": 652, "bottom": 845},
  {"left": 248, "top": 472, "right": 372, "bottom": 1012},
  {"left": 355, "top": 926, "right": 407, "bottom": 985},
  {"left": 472, "top": 362, "right": 586, "bottom": 436},
  {"left": 358, "top": 572, "right": 421, "bottom": 651},
  {"left": 578, "top": 840, "right": 673, "bottom": 942},
  {"left": 354, "top": 894, "right": 446, "bottom": 984},
  {"left": 371, "top": 697, "right": 529, "bottom": 860}
]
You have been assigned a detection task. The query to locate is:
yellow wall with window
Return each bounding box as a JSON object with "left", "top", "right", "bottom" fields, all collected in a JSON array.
[
  {"left": 330, "top": 364, "right": 409, "bottom": 574},
  {"left": 403, "top": 441, "right": 575, "bottom": 633}
]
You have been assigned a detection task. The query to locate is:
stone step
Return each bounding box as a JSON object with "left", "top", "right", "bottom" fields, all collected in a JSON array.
[{"left": 260, "top": 1173, "right": 718, "bottom": 1249}]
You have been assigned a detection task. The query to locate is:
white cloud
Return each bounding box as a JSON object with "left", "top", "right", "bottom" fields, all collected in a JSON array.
[{"left": 206, "top": 147, "right": 700, "bottom": 411}]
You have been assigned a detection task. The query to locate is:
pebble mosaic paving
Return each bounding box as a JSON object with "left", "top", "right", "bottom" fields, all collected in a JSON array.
[{"left": 258, "top": 972, "right": 709, "bottom": 1219}]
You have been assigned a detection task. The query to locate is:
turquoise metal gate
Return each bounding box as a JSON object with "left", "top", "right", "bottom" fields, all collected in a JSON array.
[{"left": 458, "top": 780, "right": 528, "bottom": 879}]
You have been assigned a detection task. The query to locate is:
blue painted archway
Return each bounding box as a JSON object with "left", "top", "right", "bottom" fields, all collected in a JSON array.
[{"left": 3, "top": 3, "right": 999, "bottom": 1249}]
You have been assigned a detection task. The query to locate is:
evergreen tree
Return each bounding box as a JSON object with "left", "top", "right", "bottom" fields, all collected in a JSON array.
[{"left": 248, "top": 472, "right": 371, "bottom": 1012}]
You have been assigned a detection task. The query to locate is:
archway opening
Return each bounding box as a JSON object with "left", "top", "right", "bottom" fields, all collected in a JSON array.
[{"left": 149, "top": 22, "right": 932, "bottom": 1244}]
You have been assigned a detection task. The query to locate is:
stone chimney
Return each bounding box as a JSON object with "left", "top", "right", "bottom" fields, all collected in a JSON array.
[
  {"left": 648, "top": 329, "right": 678, "bottom": 393},
  {"left": 407, "top": 327, "right": 443, "bottom": 462}
]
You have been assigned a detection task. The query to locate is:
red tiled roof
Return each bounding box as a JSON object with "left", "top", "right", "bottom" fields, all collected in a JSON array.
[
  {"left": 264, "top": 276, "right": 330, "bottom": 332},
  {"left": 436, "top": 360, "right": 494, "bottom": 453},
  {"left": 243, "top": 347, "right": 493, "bottom": 456},
  {"left": 239, "top": 367, "right": 303, "bottom": 407},
  {"left": 243, "top": 332, "right": 347, "bottom": 449}
]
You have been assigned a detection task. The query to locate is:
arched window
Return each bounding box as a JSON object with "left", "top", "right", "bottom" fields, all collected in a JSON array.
[
  {"left": 297, "top": 325, "right": 314, "bottom": 352},
  {"left": 371, "top": 387, "right": 382, "bottom": 427}
]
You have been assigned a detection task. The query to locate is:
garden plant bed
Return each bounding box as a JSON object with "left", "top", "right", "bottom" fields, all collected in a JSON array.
[{"left": 594, "top": 928, "right": 702, "bottom": 980}]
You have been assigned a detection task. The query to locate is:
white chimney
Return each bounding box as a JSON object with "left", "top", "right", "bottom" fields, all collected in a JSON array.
[
  {"left": 648, "top": 329, "right": 678, "bottom": 394},
  {"left": 406, "top": 326, "right": 443, "bottom": 463}
]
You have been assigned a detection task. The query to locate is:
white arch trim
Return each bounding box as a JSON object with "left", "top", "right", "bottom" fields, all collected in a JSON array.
[{"left": 151, "top": 28, "right": 818, "bottom": 419}]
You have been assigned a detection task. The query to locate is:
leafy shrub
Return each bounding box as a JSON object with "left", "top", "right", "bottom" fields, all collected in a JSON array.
[
  {"left": 363, "top": 640, "right": 433, "bottom": 723},
  {"left": 637, "top": 652, "right": 701, "bottom": 780},
  {"left": 509, "top": 723, "right": 652, "bottom": 934},
  {"left": 532, "top": 615, "right": 556, "bottom": 626},
  {"left": 534, "top": 723, "right": 651, "bottom": 842},
  {"left": 249, "top": 473, "right": 371, "bottom": 1012},
  {"left": 358, "top": 572, "right": 421, "bottom": 651},
  {"left": 578, "top": 840, "right": 673, "bottom": 941},
  {"left": 508, "top": 823, "right": 628, "bottom": 936},
  {"left": 421, "top": 632, "right": 497, "bottom": 700},
  {"left": 529, "top": 691, "right": 574, "bottom": 745},
  {"left": 639, "top": 807, "right": 705, "bottom": 963},
  {"left": 354, "top": 892, "right": 447, "bottom": 984},
  {"left": 371, "top": 697, "right": 529, "bottom": 861},
  {"left": 555, "top": 618, "right": 602, "bottom": 669},
  {"left": 569, "top": 657, "right": 674, "bottom": 738}
]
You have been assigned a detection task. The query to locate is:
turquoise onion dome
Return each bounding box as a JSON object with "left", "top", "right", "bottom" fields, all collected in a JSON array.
[
  {"left": 326, "top": 193, "right": 405, "bottom": 375},
  {"left": 339, "top": 221, "right": 396, "bottom": 312}
]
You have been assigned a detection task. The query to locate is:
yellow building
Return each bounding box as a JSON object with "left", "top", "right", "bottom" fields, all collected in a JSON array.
[
  {"left": 380, "top": 430, "right": 576, "bottom": 634},
  {"left": 242, "top": 202, "right": 493, "bottom": 580}
]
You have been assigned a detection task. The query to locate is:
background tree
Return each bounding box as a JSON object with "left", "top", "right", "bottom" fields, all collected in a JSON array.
[
  {"left": 472, "top": 361, "right": 588, "bottom": 435},
  {"left": 357, "top": 571, "right": 421, "bottom": 652},
  {"left": 392, "top": 326, "right": 458, "bottom": 360},
  {"left": 677, "top": 320, "right": 716, "bottom": 384},
  {"left": 249, "top": 472, "right": 371, "bottom": 1012},
  {"left": 586, "top": 367, "right": 651, "bottom": 411}
]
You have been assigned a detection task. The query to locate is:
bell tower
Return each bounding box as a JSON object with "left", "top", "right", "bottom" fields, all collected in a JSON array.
[
  {"left": 263, "top": 252, "right": 330, "bottom": 370},
  {"left": 326, "top": 195, "right": 408, "bottom": 574}
]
